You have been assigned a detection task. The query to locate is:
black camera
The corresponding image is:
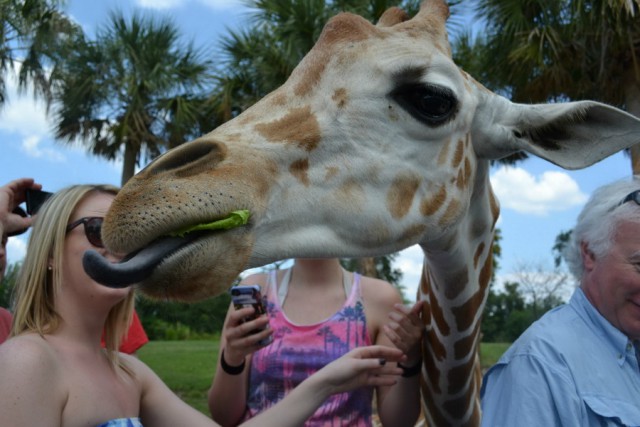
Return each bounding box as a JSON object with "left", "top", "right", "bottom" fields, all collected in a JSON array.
[{"left": 26, "top": 189, "right": 53, "bottom": 216}]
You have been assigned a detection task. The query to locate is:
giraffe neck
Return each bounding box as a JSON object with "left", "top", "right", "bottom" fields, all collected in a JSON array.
[{"left": 418, "top": 164, "right": 497, "bottom": 427}]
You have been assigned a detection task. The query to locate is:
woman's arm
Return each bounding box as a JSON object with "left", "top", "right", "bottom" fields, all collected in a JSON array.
[
  {"left": 207, "top": 301, "right": 273, "bottom": 426},
  {"left": 366, "top": 281, "right": 424, "bottom": 427},
  {"left": 140, "top": 345, "right": 403, "bottom": 427}
]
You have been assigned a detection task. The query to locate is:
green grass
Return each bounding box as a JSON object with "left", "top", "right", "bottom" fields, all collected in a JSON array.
[
  {"left": 480, "top": 342, "right": 510, "bottom": 370},
  {"left": 138, "top": 340, "right": 220, "bottom": 414},
  {"left": 138, "top": 339, "right": 511, "bottom": 415}
]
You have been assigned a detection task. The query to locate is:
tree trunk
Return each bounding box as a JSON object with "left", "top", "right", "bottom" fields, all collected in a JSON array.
[
  {"left": 358, "top": 257, "right": 378, "bottom": 278},
  {"left": 121, "top": 143, "right": 137, "bottom": 186},
  {"left": 623, "top": 70, "right": 640, "bottom": 175}
]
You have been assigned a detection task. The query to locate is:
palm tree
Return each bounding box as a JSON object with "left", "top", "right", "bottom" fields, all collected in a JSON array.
[
  {"left": 209, "top": 0, "right": 427, "bottom": 122},
  {"left": 463, "top": 0, "right": 640, "bottom": 172},
  {"left": 50, "top": 11, "right": 214, "bottom": 185},
  {"left": 0, "top": 0, "right": 78, "bottom": 107}
]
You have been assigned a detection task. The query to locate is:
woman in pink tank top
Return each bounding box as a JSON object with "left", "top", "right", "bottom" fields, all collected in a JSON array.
[{"left": 210, "top": 258, "right": 424, "bottom": 427}]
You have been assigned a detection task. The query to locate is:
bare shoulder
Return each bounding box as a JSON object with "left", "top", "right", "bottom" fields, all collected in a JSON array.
[
  {"left": 359, "top": 275, "right": 403, "bottom": 309},
  {"left": 0, "top": 333, "right": 60, "bottom": 372},
  {"left": 0, "top": 334, "right": 63, "bottom": 391}
]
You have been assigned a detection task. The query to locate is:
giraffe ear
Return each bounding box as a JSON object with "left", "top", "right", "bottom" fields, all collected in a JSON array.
[{"left": 473, "top": 98, "right": 640, "bottom": 169}]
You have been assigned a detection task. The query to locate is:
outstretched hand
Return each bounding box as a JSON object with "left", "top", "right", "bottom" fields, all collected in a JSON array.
[
  {"left": 0, "top": 178, "right": 41, "bottom": 236},
  {"left": 314, "top": 345, "right": 405, "bottom": 394}
]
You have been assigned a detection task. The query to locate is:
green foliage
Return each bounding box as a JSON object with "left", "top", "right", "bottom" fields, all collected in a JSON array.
[
  {"left": 0, "top": 262, "right": 19, "bottom": 309},
  {"left": 340, "top": 255, "right": 407, "bottom": 299},
  {"left": 0, "top": 0, "right": 79, "bottom": 106},
  {"left": 136, "top": 292, "right": 232, "bottom": 340},
  {"left": 481, "top": 280, "right": 565, "bottom": 342}
]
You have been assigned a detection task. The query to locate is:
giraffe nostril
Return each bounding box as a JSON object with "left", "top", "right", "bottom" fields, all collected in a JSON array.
[{"left": 147, "top": 140, "right": 227, "bottom": 176}]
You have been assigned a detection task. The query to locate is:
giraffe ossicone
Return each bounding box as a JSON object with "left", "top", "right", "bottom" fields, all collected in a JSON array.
[{"left": 86, "top": 1, "right": 640, "bottom": 425}]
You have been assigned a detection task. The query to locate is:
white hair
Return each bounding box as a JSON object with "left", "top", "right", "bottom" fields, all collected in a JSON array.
[{"left": 563, "top": 176, "right": 640, "bottom": 281}]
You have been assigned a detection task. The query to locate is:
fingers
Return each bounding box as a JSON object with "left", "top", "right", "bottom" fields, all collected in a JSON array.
[
  {"left": 384, "top": 301, "right": 424, "bottom": 354},
  {"left": 348, "top": 345, "right": 404, "bottom": 363},
  {"left": 223, "top": 307, "right": 273, "bottom": 363}
]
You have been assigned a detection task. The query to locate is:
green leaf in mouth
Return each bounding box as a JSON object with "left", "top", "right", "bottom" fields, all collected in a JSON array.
[{"left": 168, "top": 210, "right": 251, "bottom": 238}]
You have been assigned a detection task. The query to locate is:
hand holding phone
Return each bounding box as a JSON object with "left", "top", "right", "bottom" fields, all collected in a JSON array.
[{"left": 230, "top": 285, "right": 273, "bottom": 346}]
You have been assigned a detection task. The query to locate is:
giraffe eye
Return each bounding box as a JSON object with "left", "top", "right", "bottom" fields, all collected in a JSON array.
[{"left": 391, "top": 83, "right": 457, "bottom": 126}]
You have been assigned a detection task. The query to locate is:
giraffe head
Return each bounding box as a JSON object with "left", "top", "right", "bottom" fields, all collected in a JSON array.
[{"left": 85, "top": 0, "right": 640, "bottom": 301}]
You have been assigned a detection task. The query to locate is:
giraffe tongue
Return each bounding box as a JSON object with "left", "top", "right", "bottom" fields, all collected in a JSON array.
[{"left": 82, "top": 235, "right": 197, "bottom": 288}]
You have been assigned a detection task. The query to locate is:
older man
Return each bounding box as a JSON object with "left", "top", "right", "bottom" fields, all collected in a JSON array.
[
  {"left": 0, "top": 178, "right": 40, "bottom": 343},
  {"left": 481, "top": 177, "right": 640, "bottom": 426}
]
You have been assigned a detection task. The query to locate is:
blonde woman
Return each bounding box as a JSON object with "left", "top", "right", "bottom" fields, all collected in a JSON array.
[{"left": 0, "top": 184, "right": 404, "bottom": 427}]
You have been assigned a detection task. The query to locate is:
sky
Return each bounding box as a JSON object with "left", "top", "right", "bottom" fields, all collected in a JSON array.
[{"left": 1, "top": 0, "right": 634, "bottom": 302}]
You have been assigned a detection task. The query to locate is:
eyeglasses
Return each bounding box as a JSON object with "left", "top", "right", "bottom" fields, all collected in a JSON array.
[
  {"left": 619, "top": 190, "right": 640, "bottom": 207},
  {"left": 66, "top": 217, "right": 104, "bottom": 248}
]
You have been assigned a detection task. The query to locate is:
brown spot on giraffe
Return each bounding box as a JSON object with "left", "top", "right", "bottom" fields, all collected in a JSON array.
[
  {"left": 324, "top": 166, "right": 339, "bottom": 181},
  {"left": 452, "top": 138, "right": 464, "bottom": 168},
  {"left": 451, "top": 284, "right": 489, "bottom": 333},
  {"left": 444, "top": 266, "right": 469, "bottom": 300},
  {"left": 332, "top": 88, "right": 348, "bottom": 108},
  {"left": 473, "top": 242, "right": 485, "bottom": 269},
  {"left": 387, "top": 173, "right": 421, "bottom": 219},
  {"left": 438, "top": 198, "right": 461, "bottom": 227},
  {"left": 336, "top": 178, "right": 366, "bottom": 212},
  {"left": 255, "top": 106, "right": 321, "bottom": 152},
  {"left": 420, "top": 184, "right": 447, "bottom": 216},
  {"left": 293, "top": 14, "right": 377, "bottom": 97},
  {"left": 447, "top": 351, "right": 477, "bottom": 395},
  {"left": 290, "top": 158, "right": 310, "bottom": 186},
  {"left": 454, "top": 321, "right": 481, "bottom": 361}
]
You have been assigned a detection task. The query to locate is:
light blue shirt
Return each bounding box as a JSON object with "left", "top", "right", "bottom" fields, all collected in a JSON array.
[{"left": 481, "top": 288, "right": 640, "bottom": 426}]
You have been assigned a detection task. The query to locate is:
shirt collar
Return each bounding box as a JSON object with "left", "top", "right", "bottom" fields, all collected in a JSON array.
[{"left": 571, "top": 288, "right": 633, "bottom": 365}]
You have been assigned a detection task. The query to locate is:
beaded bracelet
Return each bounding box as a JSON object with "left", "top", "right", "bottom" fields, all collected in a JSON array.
[
  {"left": 220, "top": 349, "right": 246, "bottom": 375},
  {"left": 398, "top": 360, "right": 421, "bottom": 378}
]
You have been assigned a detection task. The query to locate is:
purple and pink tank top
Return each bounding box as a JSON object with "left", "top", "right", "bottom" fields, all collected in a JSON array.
[{"left": 243, "top": 268, "right": 373, "bottom": 426}]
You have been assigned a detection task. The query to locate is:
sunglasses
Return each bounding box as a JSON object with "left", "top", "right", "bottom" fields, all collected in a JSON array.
[
  {"left": 619, "top": 190, "right": 640, "bottom": 207},
  {"left": 66, "top": 217, "right": 104, "bottom": 248}
]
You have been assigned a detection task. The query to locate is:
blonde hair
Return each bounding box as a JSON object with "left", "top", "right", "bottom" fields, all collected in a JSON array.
[{"left": 11, "top": 184, "right": 135, "bottom": 372}]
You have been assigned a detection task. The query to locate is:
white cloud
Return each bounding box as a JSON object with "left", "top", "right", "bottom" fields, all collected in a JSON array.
[
  {"left": 134, "top": 0, "right": 242, "bottom": 10},
  {"left": 196, "top": 0, "right": 245, "bottom": 10},
  {"left": 0, "top": 91, "right": 50, "bottom": 137},
  {"left": 135, "top": 0, "right": 185, "bottom": 9},
  {"left": 395, "top": 245, "right": 423, "bottom": 302},
  {"left": 490, "top": 166, "right": 587, "bottom": 216},
  {"left": 20, "top": 135, "right": 66, "bottom": 162},
  {"left": 7, "top": 236, "right": 27, "bottom": 266}
]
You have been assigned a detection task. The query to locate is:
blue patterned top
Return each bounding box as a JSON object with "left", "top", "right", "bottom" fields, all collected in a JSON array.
[{"left": 96, "top": 418, "right": 143, "bottom": 427}]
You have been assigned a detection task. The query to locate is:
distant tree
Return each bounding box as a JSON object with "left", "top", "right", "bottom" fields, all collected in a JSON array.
[
  {"left": 0, "top": 261, "right": 20, "bottom": 308},
  {"left": 341, "top": 255, "right": 407, "bottom": 300},
  {"left": 482, "top": 282, "right": 529, "bottom": 342},
  {"left": 50, "top": 11, "right": 214, "bottom": 185},
  {"left": 552, "top": 229, "right": 572, "bottom": 268},
  {"left": 510, "top": 260, "right": 571, "bottom": 319},
  {"left": 136, "top": 291, "right": 233, "bottom": 340},
  {"left": 0, "top": 0, "right": 78, "bottom": 107}
]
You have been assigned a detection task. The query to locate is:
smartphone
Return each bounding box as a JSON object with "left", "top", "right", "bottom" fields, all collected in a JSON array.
[
  {"left": 230, "top": 285, "right": 273, "bottom": 345},
  {"left": 26, "top": 189, "right": 53, "bottom": 216}
]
